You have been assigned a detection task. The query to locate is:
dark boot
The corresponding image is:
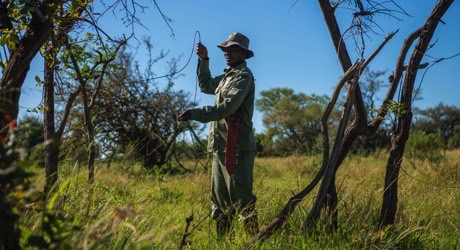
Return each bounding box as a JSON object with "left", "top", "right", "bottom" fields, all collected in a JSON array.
[
  {"left": 216, "top": 216, "right": 231, "bottom": 239},
  {"left": 244, "top": 213, "right": 259, "bottom": 236}
]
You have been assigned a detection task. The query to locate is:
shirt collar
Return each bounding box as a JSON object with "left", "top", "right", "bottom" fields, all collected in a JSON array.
[{"left": 224, "top": 61, "right": 247, "bottom": 74}]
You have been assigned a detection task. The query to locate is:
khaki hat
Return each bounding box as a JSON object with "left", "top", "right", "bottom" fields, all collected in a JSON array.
[{"left": 217, "top": 32, "right": 254, "bottom": 59}]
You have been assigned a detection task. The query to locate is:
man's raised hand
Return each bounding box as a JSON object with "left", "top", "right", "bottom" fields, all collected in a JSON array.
[{"left": 196, "top": 42, "right": 208, "bottom": 60}]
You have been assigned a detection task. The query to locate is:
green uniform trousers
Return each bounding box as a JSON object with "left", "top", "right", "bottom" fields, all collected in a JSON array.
[{"left": 211, "top": 151, "right": 257, "bottom": 222}]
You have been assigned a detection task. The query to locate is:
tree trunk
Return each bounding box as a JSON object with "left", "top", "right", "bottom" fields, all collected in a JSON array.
[
  {"left": 317, "top": 0, "right": 369, "bottom": 228},
  {"left": 65, "top": 42, "right": 98, "bottom": 184},
  {"left": 43, "top": 7, "right": 89, "bottom": 190},
  {"left": 378, "top": 0, "right": 453, "bottom": 229},
  {"left": 43, "top": 54, "right": 60, "bottom": 195},
  {"left": 81, "top": 88, "right": 96, "bottom": 184},
  {"left": 0, "top": 19, "right": 53, "bottom": 133},
  {"left": 325, "top": 175, "right": 338, "bottom": 232},
  {"left": 379, "top": 113, "right": 412, "bottom": 228},
  {"left": 304, "top": 70, "right": 361, "bottom": 231},
  {"left": 247, "top": 27, "right": 401, "bottom": 245},
  {"left": 247, "top": 1, "right": 454, "bottom": 246},
  {"left": 0, "top": 193, "right": 20, "bottom": 250}
]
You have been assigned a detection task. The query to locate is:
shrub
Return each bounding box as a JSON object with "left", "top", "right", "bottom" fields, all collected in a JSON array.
[{"left": 406, "top": 131, "right": 444, "bottom": 162}]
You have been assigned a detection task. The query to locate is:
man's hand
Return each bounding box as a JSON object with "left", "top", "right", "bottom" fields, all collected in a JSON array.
[
  {"left": 196, "top": 42, "right": 208, "bottom": 60},
  {"left": 176, "top": 109, "right": 192, "bottom": 122}
]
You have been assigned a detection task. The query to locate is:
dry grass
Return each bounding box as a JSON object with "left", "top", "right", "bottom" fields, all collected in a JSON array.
[{"left": 21, "top": 150, "right": 460, "bottom": 249}]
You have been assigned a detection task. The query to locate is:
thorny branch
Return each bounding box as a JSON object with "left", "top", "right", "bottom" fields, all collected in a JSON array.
[
  {"left": 98, "top": 0, "right": 174, "bottom": 39},
  {"left": 335, "top": 0, "right": 410, "bottom": 57},
  {"left": 413, "top": 52, "right": 460, "bottom": 103},
  {"left": 246, "top": 30, "right": 397, "bottom": 245},
  {"left": 247, "top": 0, "right": 447, "bottom": 245}
]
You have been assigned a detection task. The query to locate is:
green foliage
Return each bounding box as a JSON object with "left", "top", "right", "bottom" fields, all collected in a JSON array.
[
  {"left": 448, "top": 132, "right": 460, "bottom": 149},
  {"left": 256, "top": 87, "right": 330, "bottom": 156},
  {"left": 58, "top": 40, "right": 98, "bottom": 80},
  {"left": 52, "top": 35, "right": 127, "bottom": 170},
  {"left": 0, "top": 29, "right": 20, "bottom": 49},
  {"left": 385, "top": 100, "right": 408, "bottom": 118},
  {"left": 15, "top": 116, "right": 45, "bottom": 166},
  {"left": 0, "top": 116, "right": 35, "bottom": 249},
  {"left": 412, "top": 103, "right": 460, "bottom": 149},
  {"left": 351, "top": 127, "right": 390, "bottom": 155},
  {"left": 406, "top": 131, "right": 444, "bottom": 163},
  {"left": 0, "top": 0, "right": 93, "bottom": 65},
  {"left": 254, "top": 131, "right": 264, "bottom": 155},
  {"left": 370, "top": 100, "right": 409, "bottom": 126}
]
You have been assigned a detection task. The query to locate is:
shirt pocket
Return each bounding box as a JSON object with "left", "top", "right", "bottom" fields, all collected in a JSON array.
[
  {"left": 220, "top": 79, "right": 237, "bottom": 97},
  {"left": 215, "top": 84, "right": 222, "bottom": 95},
  {"left": 221, "top": 85, "right": 232, "bottom": 97}
]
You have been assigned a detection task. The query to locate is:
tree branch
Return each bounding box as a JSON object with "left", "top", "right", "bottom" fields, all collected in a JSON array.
[
  {"left": 56, "top": 86, "right": 81, "bottom": 137},
  {"left": 26, "top": 0, "right": 46, "bottom": 23},
  {"left": 369, "top": 27, "right": 423, "bottom": 130},
  {"left": 246, "top": 61, "right": 362, "bottom": 246},
  {"left": 89, "top": 41, "right": 126, "bottom": 109}
]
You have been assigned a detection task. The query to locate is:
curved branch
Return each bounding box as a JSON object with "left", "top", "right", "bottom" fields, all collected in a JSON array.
[
  {"left": 89, "top": 41, "right": 126, "bottom": 109},
  {"left": 56, "top": 86, "right": 81, "bottom": 137},
  {"left": 369, "top": 27, "right": 423, "bottom": 130},
  {"left": 246, "top": 62, "right": 361, "bottom": 246},
  {"left": 303, "top": 63, "right": 362, "bottom": 231},
  {"left": 362, "top": 30, "right": 398, "bottom": 69},
  {"left": 55, "top": 16, "right": 118, "bottom": 42}
]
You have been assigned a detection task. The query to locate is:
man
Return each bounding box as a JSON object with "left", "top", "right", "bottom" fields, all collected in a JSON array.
[{"left": 176, "top": 32, "right": 258, "bottom": 237}]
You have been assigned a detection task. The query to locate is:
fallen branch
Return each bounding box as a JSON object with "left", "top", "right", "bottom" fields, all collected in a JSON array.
[{"left": 179, "top": 214, "right": 194, "bottom": 249}]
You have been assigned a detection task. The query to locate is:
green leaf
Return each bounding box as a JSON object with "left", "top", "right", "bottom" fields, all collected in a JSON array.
[
  {"left": 34, "top": 75, "right": 41, "bottom": 83},
  {"left": 27, "top": 235, "right": 49, "bottom": 248}
]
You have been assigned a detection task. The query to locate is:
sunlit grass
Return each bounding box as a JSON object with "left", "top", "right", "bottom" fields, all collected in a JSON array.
[{"left": 21, "top": 150, "right": 460, "bottom": 249}]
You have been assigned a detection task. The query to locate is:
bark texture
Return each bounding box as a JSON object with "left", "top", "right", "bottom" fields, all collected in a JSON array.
[
  {"left": 379, "top": 0, "right": 454, "bottom": 228},
  {"left": 0, "top": 18, "right": 52, "bottom": 133},
  {"left": 247, "top": 0, "right": 454, "bottom": 246}
]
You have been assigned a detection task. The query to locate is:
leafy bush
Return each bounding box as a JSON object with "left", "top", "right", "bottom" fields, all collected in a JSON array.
[
  {"left": 447, "top": 131, "right": 460, "bottom": 149},
  {"left": 15, "top": 116, "right": 45, "bottom": 166},
  {"left": 0, "top": 116, "right": 33, "bottom": 249},
  {"left": 406, "top": 131, "right": 444, "bottom": 162}
]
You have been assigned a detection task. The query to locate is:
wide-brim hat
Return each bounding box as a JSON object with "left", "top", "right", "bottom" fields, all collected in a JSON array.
[{"left": 217, "top": 32, "right": 254, "bottom": 59}]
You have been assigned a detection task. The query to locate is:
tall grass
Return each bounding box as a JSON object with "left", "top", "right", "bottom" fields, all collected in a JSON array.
[{"left": 21, "top": 150, "right": 460, "bottom": 249}]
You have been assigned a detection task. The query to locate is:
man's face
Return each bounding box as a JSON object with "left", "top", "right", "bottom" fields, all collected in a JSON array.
[{"left": 222, "top": 45, "right": 246, "bottom": 67}]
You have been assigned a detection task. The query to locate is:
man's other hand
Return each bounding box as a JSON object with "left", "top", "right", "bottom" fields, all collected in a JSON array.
[{"left": 176, "top": 109, "right": 192, "bottom": 122}]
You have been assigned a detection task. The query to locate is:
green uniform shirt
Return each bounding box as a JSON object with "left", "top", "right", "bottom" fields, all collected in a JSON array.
[{"left": 190, "top": 59, "right": 256, "bottom": 152}]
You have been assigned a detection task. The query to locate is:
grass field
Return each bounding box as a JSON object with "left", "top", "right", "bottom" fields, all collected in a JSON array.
[{"left": 20, "top": 150, "right": 460, "bottom": 249}]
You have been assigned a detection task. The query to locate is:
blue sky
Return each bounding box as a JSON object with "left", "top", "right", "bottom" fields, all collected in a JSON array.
[{"left": 20, "top": 1, "right": 460, "bottom": 133}]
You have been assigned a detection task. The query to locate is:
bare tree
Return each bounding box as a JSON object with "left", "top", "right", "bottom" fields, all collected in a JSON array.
[
  {"left": 378, "top": 1, "right": 454, "bottom": 229},
  {"left": 93, "top": 40, "right": 196, "bottom": 170},
  {"left": 247, "top": 0, "right": 454, "bottom": 246}
]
